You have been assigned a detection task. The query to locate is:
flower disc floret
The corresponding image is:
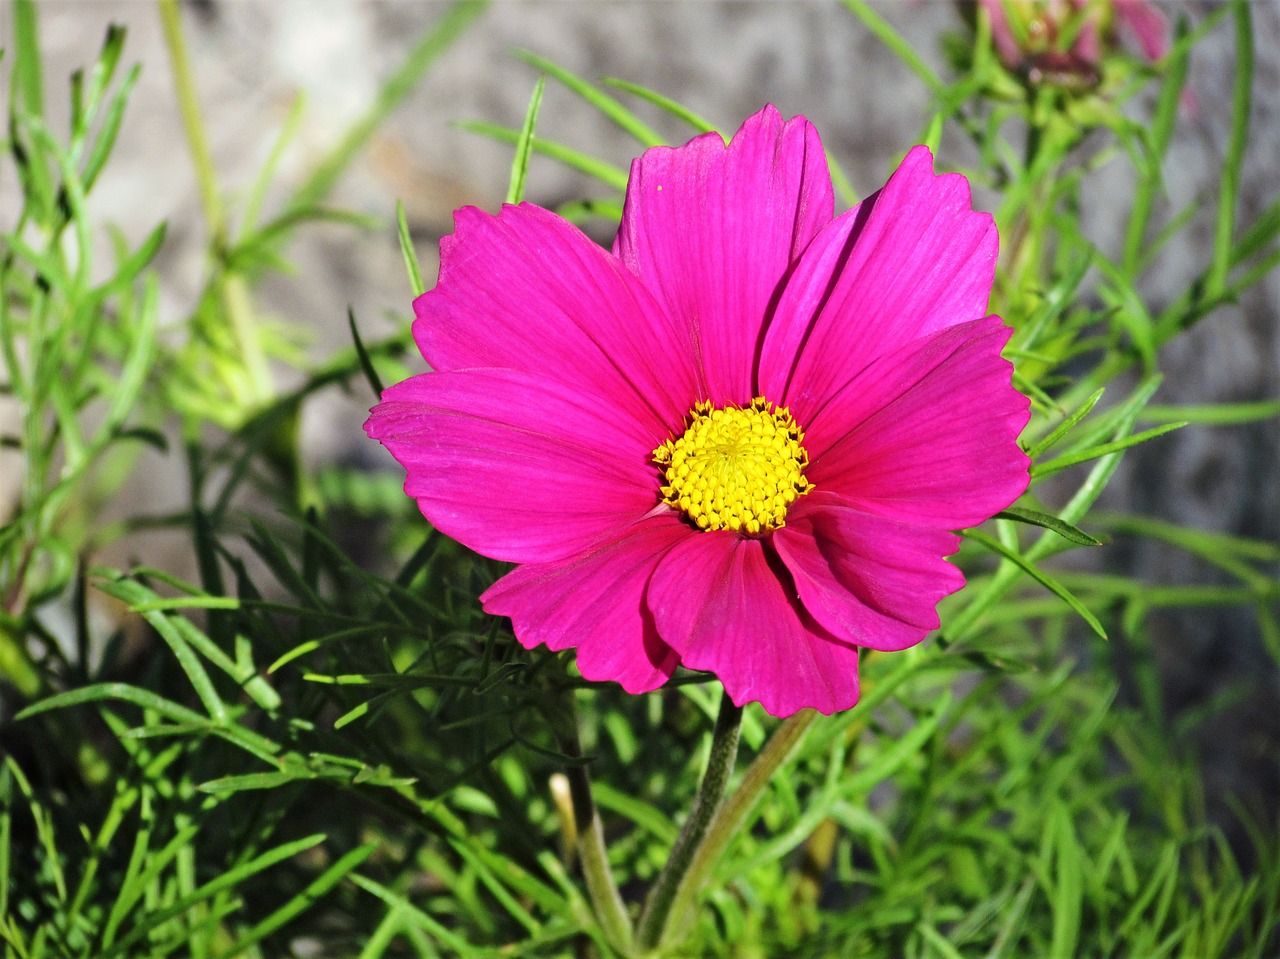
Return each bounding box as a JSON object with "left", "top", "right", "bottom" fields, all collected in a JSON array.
[{"left": 654, "top": 397, "right": 812, "bottom": 535}]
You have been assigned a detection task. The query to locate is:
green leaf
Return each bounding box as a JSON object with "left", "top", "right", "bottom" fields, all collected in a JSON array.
[
  {"left": 963, "top": 529, "right": 1107, "bottom": 640},
  {"left": 457, "top": 121, "right": 629, "bottom": 191},
  {"left": 994, "top": 507, "right": 1102, "bottom": 547},
  {"left": 1206, "top": 0, "right": 1252, "bottom": 300},
  {"left": 841, "top": 0, "right": 943, "bottom": 96},
  {"left": 80, "top": 63, "right": 141, "bottom": 194},
  {"left": 593, "top": 784, "right": 677, "bottom": 842},
  {"left": 506, "top": 76, "right": 545, "bottom": 205},
  {"left": 197, "top": 769, "right": 316, "bottom": 794},
  {"left": 349, "top": 307, "right": 385, "bottom": 397},
  {"left": 14, "top": 683, "right": 208, "bottom": 725},
  {"left": 351, "top": 874, "right": 489, "bottom": 958},
  {"left": 1027, "top": 388, "right": 1105, "bottom": 459},
  {"left": 397, "top": 200, "right": 425, "bottom": 297},
  {"left": 516, "top": 50, "right": 663, "bottom": 146},
  {"left": 220, "top": 843, "right": 378, "bottom": 956},
  {"left": 1031, "top": 421, "right": 1186, "bottom": 479},
  {"left": 846, "top": 692, "right": 951, "bottom": 793},
  {"left": 1140, "top": 399, "right": 1280, "bottom": 426},
  {"left": 1047, "top": 802, "right": 1084, "bottom": 959},
  {"left": 12, "top": 0, "right": 44, "bottom": 119},
  {"left": 100, "top": 835, "right": 328, "bottom": 957},
  {"left": 601, "top": 78, "right": 717, "bottom": 134},
  {"left": 1122, "top": 15, "right": 1191, "bottom": 277}
]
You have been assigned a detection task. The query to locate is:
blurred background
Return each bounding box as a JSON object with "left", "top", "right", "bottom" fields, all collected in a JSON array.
[{"left": 9, "top": 0, "right": 1279, "bottom": 855}]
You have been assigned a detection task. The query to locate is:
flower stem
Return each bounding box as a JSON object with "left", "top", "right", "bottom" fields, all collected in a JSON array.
[
  {"left": 635, "top": 693, "right": 743, "bottom": 951},
  {"left": 553, "top": 701, "right": 634, "bottom": 954},
  {"left": 650, "top": 708, "right": 819, "bottom": 951}
]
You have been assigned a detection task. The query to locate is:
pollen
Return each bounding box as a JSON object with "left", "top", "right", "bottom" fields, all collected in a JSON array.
[{"left": 653, "top": 397, "right": 813, "bottom": 535}]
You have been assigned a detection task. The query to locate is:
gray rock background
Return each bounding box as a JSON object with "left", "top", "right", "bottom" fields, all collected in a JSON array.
[{"left": 8, "top": 0, "right": 1279, "bottom": 844}]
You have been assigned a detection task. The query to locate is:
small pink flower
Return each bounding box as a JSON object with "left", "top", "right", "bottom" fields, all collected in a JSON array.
[{"left": 366, "top": 107, "right": 1030, "bottom": 717}]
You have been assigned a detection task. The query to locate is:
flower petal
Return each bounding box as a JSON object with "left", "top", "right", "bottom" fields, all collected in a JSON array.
[
  {"left": 614, "top": 105, "right": 834, "bottom": 406},
  {"left": 365, "top": 369, "right": 659, "bottom": 564},
  {"left": 1115, "top": 0, "right": 1169, "bottom": 61},
  {"left": 648, "top": 533, "right": 860, "bottom": 716},
  {"left": 413, "top": 202, "right": 697, "bottom": 438},
  {"left": 759, "top": 145, "right": 997, "bottom": 417},
  {"left": 802, "top": 315, "right": 1030, "bottom": 529},
  {"left": 482, "top": 514, "right": 687, "bottom": 693},
  {"left": 774, "top": 492, "right": 964, "bottom": 651}
]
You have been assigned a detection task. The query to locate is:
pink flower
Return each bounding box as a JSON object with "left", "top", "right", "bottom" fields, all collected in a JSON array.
[
  {"left": 978, "top": 0, "right": 1169, "bottom": 83},
  {"left": 365, "top": 107, "right": 1030, "bottom": 717}
]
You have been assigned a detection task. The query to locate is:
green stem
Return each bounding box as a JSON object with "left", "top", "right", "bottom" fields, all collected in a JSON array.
[
  {"left": 652, "top": 708, "right": 819, "bottom": 950},
  {"left": 553, "top": 701, "right": 633, "bottom": 954},
  {"left": 635, "top": 693, "right": 743, "bottom": 951}
]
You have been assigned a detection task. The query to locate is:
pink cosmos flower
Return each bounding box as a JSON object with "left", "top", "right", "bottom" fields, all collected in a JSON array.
[{"left": 365, "top": 106, "right": 1031, "bottom": 717}]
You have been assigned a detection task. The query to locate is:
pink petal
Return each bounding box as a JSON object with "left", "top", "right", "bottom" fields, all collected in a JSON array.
[
  {"left": 365, "top": 369, "right": 659, "bottom": 564},
  {"left": 1115, "top": 0, "right": 1168, "bottom": 61},
  {"left": 413, "top": 202, "right": 697, "bottom": 439},
  {"left": 976, "top": 0, "right": 1024, "bottom": 66},
  {"left": 802, "top": 315, "right": 1030, "bottom": 529},
  {"left": 774, "top": 492, "right": 964, "bottom": 651},
  {"left": 482, "top": 514, "right": 688, "bottom": 693},
  {"left": 613, "top": 105, "right": 834, "bottom": 406},
  {"left": 759, "top": 145, "right": 997, "bottom": 418},
  {"left": 648, "top": 533, "right": 860, "bottom": 716}
]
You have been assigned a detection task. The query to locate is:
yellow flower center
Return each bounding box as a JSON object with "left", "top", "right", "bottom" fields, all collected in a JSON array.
[{"left": 653, "top": 396, "right": 813, "bottom": 535}]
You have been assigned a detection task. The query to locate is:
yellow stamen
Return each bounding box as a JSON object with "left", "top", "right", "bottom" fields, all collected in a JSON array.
[{"left": 653, "top": 396, "right": 813, "bottom": 535}]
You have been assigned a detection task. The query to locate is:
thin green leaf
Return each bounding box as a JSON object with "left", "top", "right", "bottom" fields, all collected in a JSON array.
[
  {"left": 351, "top": 873, "right": 489, "bottom": 958},
  {"left": 601, "top": 78, "right": 717, "bottom": 134},
  {"left": 80, "top": 63, "right": 140, "bottom": 194},
  {"left": 1206, "top": 0, "right": 1252, "bottom": 299},
  {"left": 846, "top": 693, "right": 951, "bottom": 793},
  {"left": 100, "top": 835, "right": 328, "bottom": 958},
  {"left": 12, "top": 0, "right": 44, "bottom": 119},
  {"left": 516, "top": 50, "right": 662, "bottom": 146},
  {"left": 1047, "top": 802, "right": 1084, "bottom": 959},
  {"left": 14, "top": 683, "right": 208, "bottom": 726},
  {"left": 1139, "top": 399, "right": 1280, "bottom": 426},
  {"left": 506, "top": 76, "right": 545, "bottom": 205},
  {"left": 963, "top": 529, "right": 1107, "bottom": 639},
  {"left": 840, "top": 0, "right": 943, "bottom": 95},
  {"left": 348, "top": 307, "right": 384, "bottom": 397},
  {"left": 1032, "top": 421, "right": 1186, "bottom": 478},
  {"left": 221, "top": 843, "right": 378, "bottom": 956},
  {"left": 456, "top": 121, "right": 629, "bottom": 191},
  {"left": 994, "top": 507, "right": 1102, "bottom": 547},
  {"left": 1027, "top": 388, "right": 1105, "bottom": 459},
  {"left": 1122, "top": 15, "right": 1190, "bottom": 276},
  {"left": 397, "top": 200, "right": 425, "bottom": 297}
]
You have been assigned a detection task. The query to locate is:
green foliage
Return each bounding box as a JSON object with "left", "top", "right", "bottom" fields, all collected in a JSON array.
[{"left": 3, "top": 0, "right": 1279, "bottom": 957}]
